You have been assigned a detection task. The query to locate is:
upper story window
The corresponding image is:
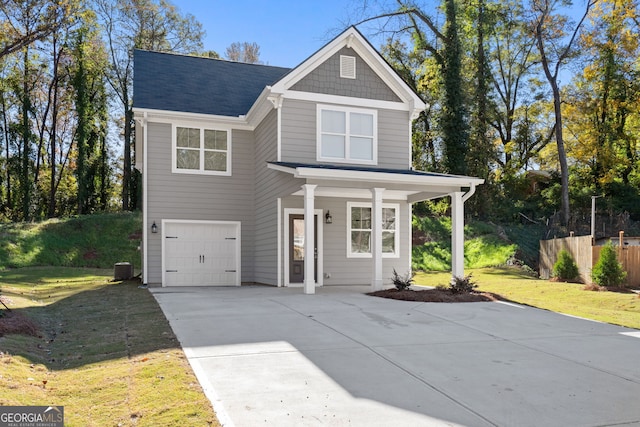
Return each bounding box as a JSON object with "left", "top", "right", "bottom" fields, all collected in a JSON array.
[
  {"left": 317, "top": 105, "right": 377, "bottom": 165},
  {"left": 172, "top": 126, "right": 231, "bottom": 175},
  {"left": 347, "top": 202, "right": 399, "bottom": 258}
]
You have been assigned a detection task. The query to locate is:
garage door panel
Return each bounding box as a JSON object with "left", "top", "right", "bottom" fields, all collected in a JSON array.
[{"left": 163, "top": 221, "right": 240, "bottom": 287}]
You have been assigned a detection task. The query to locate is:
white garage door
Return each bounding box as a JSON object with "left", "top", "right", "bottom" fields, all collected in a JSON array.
[{"left": 163, "top": 221, "right": 240, "bottom": 286}]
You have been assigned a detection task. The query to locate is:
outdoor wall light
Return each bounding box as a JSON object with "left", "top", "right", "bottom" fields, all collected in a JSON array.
[
  {"left": 325, "top": 211, "right": 333, "bottom": 224},
  {"left": 151, "top": 221, "right": 158, "bottom": 233}
]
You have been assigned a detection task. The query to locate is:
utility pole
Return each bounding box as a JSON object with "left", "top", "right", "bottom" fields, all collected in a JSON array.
[{"left": 591, "top": 195, "right": 603, "bottom": 242}]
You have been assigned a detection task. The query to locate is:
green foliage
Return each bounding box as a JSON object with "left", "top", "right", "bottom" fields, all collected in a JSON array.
[
  {"left": 503, "top": 224, "right": 546, "bottom": 268},
  {"left": 391, "top": 269, "right": 414, "bottom": 291},
  {"left": 413, "top": 214, "right": 451, "bottom": 239},
  {"left": 552, "top": 249, "right": 579, "bottom": 281},
  {"left": 412, "top": 216, "right": 520, "bottom": 271},
  {"left": 449, "top": 274, "right": 478, "bottom": 294},
  {"left": 0, "top": 212, "right": 141, "bottom": 270},
  {"left": 591, "top": 243, "right": 627, "bottom": 287},
  {"left": 604, "top": 182, "right": 640, "bottom": 221},
  {"left": 413, "top": 242, "right": 452, "bottom": 271},
  {"left": 464, "top": 236, "right": 517, "bottom": 268}
]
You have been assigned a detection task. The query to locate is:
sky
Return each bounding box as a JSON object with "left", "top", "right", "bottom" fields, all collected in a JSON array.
[{"left": 172, "top": 0, "right": 380, "bottom": 67}]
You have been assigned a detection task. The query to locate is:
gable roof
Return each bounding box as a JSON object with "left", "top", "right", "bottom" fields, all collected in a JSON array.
[
  {"left": 133, "top": 50, "right": 291, "bottom": 117},
  {"left": 133, "top": 26, "right": 426, "bottom": 120},
  {"left": 269, "top": 26, "right": 426, "bottom": 113}
]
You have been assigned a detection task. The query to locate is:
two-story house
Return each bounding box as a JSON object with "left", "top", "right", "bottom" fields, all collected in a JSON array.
[{"left": 133, "top": 26, "right": 483, "bottom": 293}]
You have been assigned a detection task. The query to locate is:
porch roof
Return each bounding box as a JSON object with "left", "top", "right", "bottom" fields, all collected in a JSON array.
[{"left": 268, "top": 162, "right": 484, "bottom": 203}]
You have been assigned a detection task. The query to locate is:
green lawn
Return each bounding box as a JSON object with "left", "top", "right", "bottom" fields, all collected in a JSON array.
[
  {"left": 414, "top": 267, "right": 640, "bottom": 330},
  {"left": 0, "top": 267, "right": 219, "bottom": 427}
]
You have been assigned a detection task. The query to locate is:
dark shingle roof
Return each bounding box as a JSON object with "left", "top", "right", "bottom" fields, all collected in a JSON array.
[
  {"left": 133, "top": 50, "right": 291, "bottom": 117},
  {"left": 269, "top": 162, "right": 448, "bottom": 178}
]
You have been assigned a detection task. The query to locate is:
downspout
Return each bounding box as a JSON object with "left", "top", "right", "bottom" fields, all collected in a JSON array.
[
  {"left": 142, "top": 112, "right": 148, "bottom": 286},
  {"left": 461, "top": 182, "right": 477, "bottom": 203}
]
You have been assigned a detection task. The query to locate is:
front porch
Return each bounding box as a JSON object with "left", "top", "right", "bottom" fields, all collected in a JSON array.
[{"left": 269, "top": 162, "right": 484, "bottom": 294}]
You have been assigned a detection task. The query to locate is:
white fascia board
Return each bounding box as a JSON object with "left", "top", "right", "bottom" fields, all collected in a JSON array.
[
  {"left": 270, "top": 31, "right": 347, "bottom": 92},
  {"left": 270, "top": 27, "right": 426, "bottom": 113},
  {"left": 133, "top": 107, "right": 253, "bottom": 130},
  {"left": 284, "top": 90, "right": 410, "bottom": 112},
  {"left": 268, "top": 163, "right": 484, "bottom": 188},
  {"left": 295, "top": 166, "right": 483, "bottom": 188},
  {"left": 244, "top": 86, "right": 279, "bottom": 128},
  {"left": 346, "top": 33, "right": 426, "bottom": 111}
]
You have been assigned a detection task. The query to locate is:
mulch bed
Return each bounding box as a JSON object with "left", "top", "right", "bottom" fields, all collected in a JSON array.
[
  {"left": 367, "top": 288, "right": 501, "bottom": 303},
  {"left": 0, "top": 311, "right": 40, "bottom": 337}
]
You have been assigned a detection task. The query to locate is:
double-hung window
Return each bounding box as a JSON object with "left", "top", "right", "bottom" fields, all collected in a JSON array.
[
  {"left": 347, "top": 202, "right": 399, "bottom": 258},
  {"left": 317, "top": 105, "right": 377, "bottom": 164},
  {"left": 173, "top": 126, "right": 230, "bottom": 175}
]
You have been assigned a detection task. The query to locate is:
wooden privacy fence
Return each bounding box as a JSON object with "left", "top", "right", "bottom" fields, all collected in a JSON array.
[
  {"left": 540, "top": 235, "right": 593, "bottom": 284},
  {"left": 540, "top": 234, "right": 640, "bottom": 287},
  {"left": 592, "top": 244, "right": 640, "bottom": 287}
]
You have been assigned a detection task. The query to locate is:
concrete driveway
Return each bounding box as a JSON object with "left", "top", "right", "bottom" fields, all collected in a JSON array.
[{"left": 151, "top": 285, "right": 640, "bottom": 427}]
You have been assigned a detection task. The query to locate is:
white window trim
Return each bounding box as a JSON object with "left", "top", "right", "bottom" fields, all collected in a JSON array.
[
  {"left": 347, "top": 201, "right": 399, "bottom": 259},
  {"left": 171, "top": 124, "right": 232, "bottom": 176},
  {"left": 316, "top": 104, "right": 378, "bottom": 165}
]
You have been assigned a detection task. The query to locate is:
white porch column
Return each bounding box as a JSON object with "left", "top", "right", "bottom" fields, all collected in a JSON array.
[
  {"left": 371, "top": 188, "right": 385, "bottom": 291},
  {"left": 451, "top": 191, "right": 465, "bottom": 282},
  {"left": 303, "top": 184, "right": 317, "bottom": 294}
]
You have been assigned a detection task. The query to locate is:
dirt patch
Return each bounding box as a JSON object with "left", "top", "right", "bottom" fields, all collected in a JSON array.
[
  {"left": 128, "top": 231, "right": 142, "bottom": 240},
  {"left": 0, "top": 311, "right": 39, "bottom": 337},
  {"left": 82, "top": 249, "right": 98, "bottom": 260},
  {"left": 368, "top": 288, "right": 500, "bottom": 303}
]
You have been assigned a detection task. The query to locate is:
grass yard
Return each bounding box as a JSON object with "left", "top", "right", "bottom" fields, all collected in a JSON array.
[
  {"left": 0, "top": 267, "right": 219, "bottom": 427},
  {"left": 415, "top": 267, "right": 640, "bottom": 330}
]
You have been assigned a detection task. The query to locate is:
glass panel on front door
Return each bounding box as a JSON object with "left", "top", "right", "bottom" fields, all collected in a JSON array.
[
  {"left": 289, "top": 215, "right": 317, "bottom": 284},
  {"left": 293, "top": 218, "right": 304, "bottom": 261}
]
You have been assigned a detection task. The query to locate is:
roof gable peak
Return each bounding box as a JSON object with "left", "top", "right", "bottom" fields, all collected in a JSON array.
[{"left": 270, "top": 26, "right": 425, "bottom": 111}]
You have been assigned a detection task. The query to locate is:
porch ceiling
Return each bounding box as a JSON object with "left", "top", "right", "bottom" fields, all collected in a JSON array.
[{"left": 268, "top": 162, "right": 484, "bottom": 202}]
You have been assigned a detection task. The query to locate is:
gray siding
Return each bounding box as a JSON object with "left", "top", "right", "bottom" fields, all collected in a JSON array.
[
  {"left": 281, "top": 99, "right": 411, "bottom": 169},
  {"left": 378, "top": 109, "right": 411, "bottom": 168},
  {"left": 145, "top": 122, "right": 256, "bottom": 285},
  {"left": 281, "top": 99, "right": 315, "bottom": 163},
  {"left": 282, "top": 196, "right": 411, "bottom": 286},
  {"left": 291, "top": 47, "right": 401, "bottom": 102},
  {"left": 254, "top": 110, "right": 304, "bottom": 285}
]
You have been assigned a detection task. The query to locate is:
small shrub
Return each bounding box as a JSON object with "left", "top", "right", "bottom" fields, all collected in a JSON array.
[
  {"left": 552, "top": 249, "right": 579, "bottom": 282},
  {"left": 449, "top": 274, "right": 477, "bottom": 294},
  {"left": 591, "top": 242, "right": 627, "bottom": 287},
  {"left": 391, "top": 269, "right": 414, "bottom": 291}
]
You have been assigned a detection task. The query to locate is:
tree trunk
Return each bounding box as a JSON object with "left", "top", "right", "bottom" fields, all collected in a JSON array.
[
  {"left": 21, "top": 48, "right": 31, "bottom": 221},
  {"left": 551, "top": 81, "right": 570, "bottom": 226},
  {"left": 442, "top": 0, "right": 468, "bottom": 175},
  {"left": 122, "top": 106, "right": 132, "bottom": 211},
  {"left": 0, "top": 91, "right": 10, "bottom": 214},
  {"left": 48, "top": 54, "right": 60, "bottom": 218}
]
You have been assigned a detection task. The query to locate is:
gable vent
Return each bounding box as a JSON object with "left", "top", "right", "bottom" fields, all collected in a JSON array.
[{"left": 340, "top": 55, "right": 356, "bottom": 79}]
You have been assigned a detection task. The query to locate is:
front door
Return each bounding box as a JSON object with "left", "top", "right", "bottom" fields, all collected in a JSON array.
[{"left": 289, "top": 214, "right": 317, "bottom": 283}]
